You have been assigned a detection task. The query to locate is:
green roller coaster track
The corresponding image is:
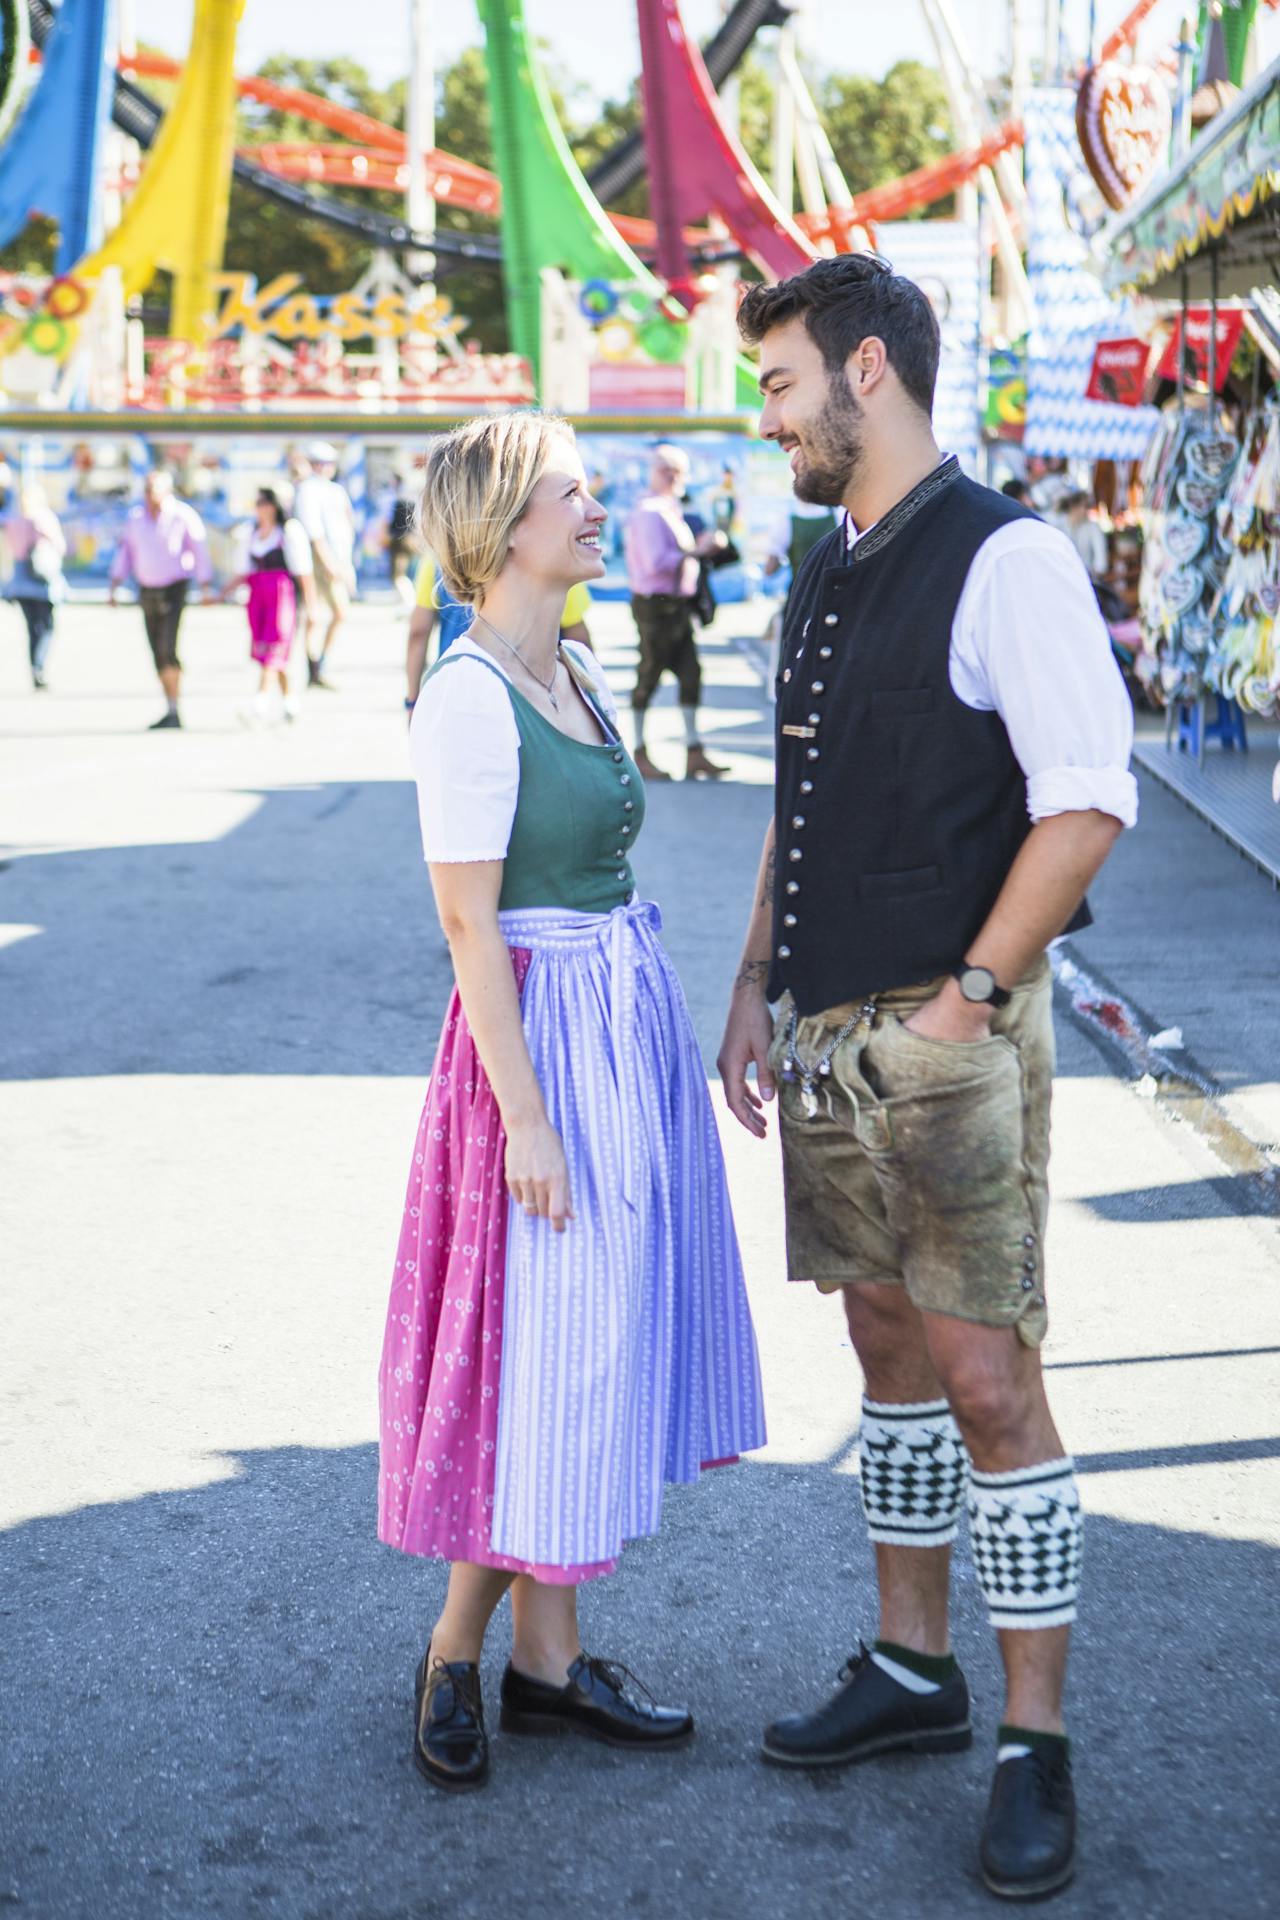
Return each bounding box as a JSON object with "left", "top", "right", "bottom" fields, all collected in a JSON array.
[{"left": 476, "top": 0, "right": 758, "bottom": 408}]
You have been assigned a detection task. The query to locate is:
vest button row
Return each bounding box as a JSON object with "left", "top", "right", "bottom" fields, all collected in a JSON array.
[
  {"left": 616, "top": 870, "right": 627, "bottom": 881},
  {"left": 782, "top": 669, "right": 791, "bottom": 683},
  {"left": 783, "top": 913, "right": 797, "bottom": 928},
  {"left": 791, "top": 815, "right": 805, "bottom": 830},
  {"left": 620, "top": 773, "right": 631, "bottom": 786},
  {"left": 623, "top": 800, "right": 634, "bottom": 812},
  {"left": 621, "top": 824, "right": 631, "bottom": 836},
  {"left": 800, "top": 780, "right": 813, "bottom": 795},
  {"left": 819, "top": 645, "right": 832, "bottom": 660},
  {"left": 785, "top": 880, "right": 799, "bottom": 896},
  {"left": 807, "top": 712, "right": 821, "bottom": 725},
  {"left": 777, "top": 944, "right": 792, "bottom": 959},
  {"left": 810, "top": 680, "right": 825, "bottom": 694},
  {"left": 789, "top": 849, "right": 803, "bottom": 862},
  {"left": 823, "top": 612, "right": 838, "bottom": 626},
  {"left": 807, "top": 747, "right": 820, "bottom": 761},
  {"left": 612, "top": 751, "right": 624, "bottom": 764}
]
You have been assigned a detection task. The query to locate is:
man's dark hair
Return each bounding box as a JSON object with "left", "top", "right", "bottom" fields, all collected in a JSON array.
[
  {"left": 1000, "top": 478, "right": 1030, "bottom": 503},
  {"left": 737, "top": 254, "right": 941, "bottom": 418}
]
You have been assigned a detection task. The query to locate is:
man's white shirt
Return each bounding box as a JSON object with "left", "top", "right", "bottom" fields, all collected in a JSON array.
[{"left": 844, "top": 509, "right": 1138, "bottom": 829}]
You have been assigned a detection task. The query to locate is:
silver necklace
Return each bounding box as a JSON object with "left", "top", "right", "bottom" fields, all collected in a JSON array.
[{"left": 474, "top": 611, "right": 563, "bottom": 711}]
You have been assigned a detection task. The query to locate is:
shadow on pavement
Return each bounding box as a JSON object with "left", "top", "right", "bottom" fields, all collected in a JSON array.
[
  {"left": 0, "top": 771, "right": 777, "bottom": 1084},
  {"left": 2, "top": 1440, "right": 1276, "bottom": 1920},
  {"left": 1077, "top": 1178, "right": 1279, "bottom": 1222}
]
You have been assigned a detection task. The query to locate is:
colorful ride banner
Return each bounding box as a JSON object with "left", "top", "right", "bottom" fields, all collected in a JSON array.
[
  {"left": 1106, "top": 67, "right": 1280, "bottom": 295},
  {"left": 210, "top": 274, "right": 467, "bottom": 345}
]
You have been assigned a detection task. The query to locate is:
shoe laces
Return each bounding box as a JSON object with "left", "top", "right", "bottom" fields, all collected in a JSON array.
[
  {"left": 586, "top": 1656, "right": 660, "bottom": 1715},
  {"left": 431, "top": 1656, "right": 483, "bottom": 1724},
  {"left": 1027, "top": 1747, "right": 1072, "bottom": 1812},
  {"left": 836, "top": 1640, "right": 874, "bottom": 1686}
]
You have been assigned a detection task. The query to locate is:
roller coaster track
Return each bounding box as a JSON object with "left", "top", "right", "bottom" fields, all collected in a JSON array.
[
  {"left": 28, "top": 0, "right": 787, "bottom": 269},
  {"left": 27, "top": 0, "right": 499, "bottom": 266}
]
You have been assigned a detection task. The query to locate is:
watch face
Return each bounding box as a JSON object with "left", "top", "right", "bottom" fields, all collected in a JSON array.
[{"left": 958, "top": 965, "right": 995, "bottom": 1004}]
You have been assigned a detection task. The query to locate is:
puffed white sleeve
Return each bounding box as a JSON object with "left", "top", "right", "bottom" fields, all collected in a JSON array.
[
  {"left": 408, "top": 658, "right": 521, "bottom": 863},
  {"left": 953, "top": 522, "right": 1139, "bottom": 829}
]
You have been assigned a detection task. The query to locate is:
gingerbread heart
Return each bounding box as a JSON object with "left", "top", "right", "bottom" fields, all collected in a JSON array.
[
  {"left": 1163, "top": 514, "right": 1206, "bottom": 565},
  {"left": 1258, "top": 579, "right": 1280, "bottom": 617},
  {"left": 1180, "top": 616, "right": 1212, "bottom": 655},
  {"left": 1177, "top": 475, "right": 1221, "bottom": 518},
  {"left": 1076, "top": 61, "right": 1173, "bottom": 211},
  {"left": 1185, "top": 434, "right": 1237, "bottom": 483},
  {"left": 1161, "top": 564, "right": 1204, "bottom": 616}
]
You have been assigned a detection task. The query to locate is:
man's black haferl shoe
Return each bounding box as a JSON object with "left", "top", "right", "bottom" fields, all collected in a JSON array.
[
  {"left": 980, "top": 1747, "right": 1076, "bottom": 1901},
  {"left": 761, "top": 1641, "right": 972, "bottom": 1768},
  {"left": 413, "top": 1651, "right": 489, "bottom": 1793},
  {"left": 500, "top": 1654, "right": 693, "bottom": 1749}
]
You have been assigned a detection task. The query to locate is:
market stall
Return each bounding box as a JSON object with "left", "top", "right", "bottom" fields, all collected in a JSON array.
[{"left": 1105, "top": 55, "right": 1280, "bottom": 881}]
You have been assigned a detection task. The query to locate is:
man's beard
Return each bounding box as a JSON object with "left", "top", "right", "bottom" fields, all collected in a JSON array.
[{"left": 792, "top": 375, "right": 864, "bottom": 507}]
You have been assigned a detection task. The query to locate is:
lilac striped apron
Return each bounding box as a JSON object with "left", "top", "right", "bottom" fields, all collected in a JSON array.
[{"left": 489, "top": 899, "right": 767, "bottom": 1569}]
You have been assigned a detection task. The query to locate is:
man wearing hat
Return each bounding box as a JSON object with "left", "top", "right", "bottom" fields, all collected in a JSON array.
[{"left": 291, "top": 444, "right": 357, "bottom": 688}]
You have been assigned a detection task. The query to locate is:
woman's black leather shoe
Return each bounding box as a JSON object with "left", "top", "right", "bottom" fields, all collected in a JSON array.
[
  {"left": 413, "top": 1652, "right": 489, "bottom": 1792},
  {"left": 980, "top": 1748, "right": 1076, "bottom": 1901},
  {"left": 500, "top": 1654, "right": 694, "bottom": 1749},
  {"left": 761, "top": 1642, "right": 972, "bottom": 1768}
]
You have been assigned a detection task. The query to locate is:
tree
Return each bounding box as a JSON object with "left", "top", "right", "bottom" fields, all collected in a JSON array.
[{"left": 816, "top": 60, "right": 955, "bottom": 214}]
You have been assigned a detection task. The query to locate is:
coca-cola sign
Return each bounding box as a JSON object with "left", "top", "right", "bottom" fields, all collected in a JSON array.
[{"left": 1085, "top": 337, "right": 1151, "bottom": 407}]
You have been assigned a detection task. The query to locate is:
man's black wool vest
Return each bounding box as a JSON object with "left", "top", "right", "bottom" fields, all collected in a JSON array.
[{"left": 770, "top": 457, "right": 1090, "bottom": 1015}]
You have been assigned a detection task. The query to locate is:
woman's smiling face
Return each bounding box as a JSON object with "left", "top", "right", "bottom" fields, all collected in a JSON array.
[{"left": 505, "top": 437, "right": 608, "bottom": 588}]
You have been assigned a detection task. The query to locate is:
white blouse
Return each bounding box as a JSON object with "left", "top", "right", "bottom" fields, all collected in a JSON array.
[
  {"left": 408, "top": 637, "right": 619, "bottom": 863},
  {"left": 847, "top": 513, "right": 1138, "bottom": 828}
]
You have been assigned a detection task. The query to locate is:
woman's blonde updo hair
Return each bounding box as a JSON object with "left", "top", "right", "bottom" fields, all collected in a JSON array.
[{"left": 417, "top": 410, "right": 573, "bottom": 605}]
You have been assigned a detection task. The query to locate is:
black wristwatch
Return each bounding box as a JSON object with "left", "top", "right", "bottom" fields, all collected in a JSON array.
[{"left": 952, "top": 961, "right": 1011, "bottom": 1009}]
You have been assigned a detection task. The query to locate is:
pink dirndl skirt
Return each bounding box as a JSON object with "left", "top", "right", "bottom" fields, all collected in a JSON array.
[
  {"left": 377, "top": 951, "right": 615, "bottom": 1583},
  {"left": 247, "top": 569, "right": 297, "bottom": 670}
]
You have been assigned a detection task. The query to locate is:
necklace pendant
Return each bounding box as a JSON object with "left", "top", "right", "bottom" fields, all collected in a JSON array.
[
  {"left": 548, "top": 689, "right": 559, "bottom": 710},
  {"left": 800, "top": 1080, "right": 819, "bottom": 1120}
]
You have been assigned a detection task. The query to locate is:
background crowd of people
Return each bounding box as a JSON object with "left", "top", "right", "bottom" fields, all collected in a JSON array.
[{"left": 1, "top": 437, "right": 746, "bottom": 766}]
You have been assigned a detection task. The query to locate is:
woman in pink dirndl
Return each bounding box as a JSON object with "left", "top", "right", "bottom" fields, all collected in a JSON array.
[
  {"left": 378, "top": 413, "right": 766, "bottom": 1793},
  {"left": 224, "top": 488, "right": 313, "bottom": 725}
]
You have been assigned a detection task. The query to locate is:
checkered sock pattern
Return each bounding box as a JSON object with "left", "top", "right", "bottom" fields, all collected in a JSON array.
[
  {"left": 968, "top": 1457, "right": 1083, "bottom": 1631},
  {"left": 858, "top": 1398, "right": 970, "bottom": 1548}
]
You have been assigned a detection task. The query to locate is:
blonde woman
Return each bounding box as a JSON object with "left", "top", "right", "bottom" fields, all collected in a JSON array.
[{"left": 378, "top": 413, "right": 766, "bottom": 1793}]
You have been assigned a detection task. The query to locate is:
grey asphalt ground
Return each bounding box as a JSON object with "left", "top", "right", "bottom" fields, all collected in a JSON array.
[{"left": 2, "top": 600, "right": 1278, "bottom": 1920}]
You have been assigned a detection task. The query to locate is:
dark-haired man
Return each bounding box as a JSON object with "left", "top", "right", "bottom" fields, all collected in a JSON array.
[{"left": 718, "top": 255, "right": 1137, "bottom": 1902}]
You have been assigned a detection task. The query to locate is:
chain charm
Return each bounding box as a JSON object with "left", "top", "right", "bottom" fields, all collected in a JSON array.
[{"left": 781, "top": 1000, "right": 877, "bottom": 1119}]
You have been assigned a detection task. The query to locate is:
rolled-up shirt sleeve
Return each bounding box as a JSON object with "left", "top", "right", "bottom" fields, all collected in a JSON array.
[
  {"left": 952, "top": 521, "right": 1138, "bottom": 829},
  {"left": 408, "top": 653, "right": 520, "bottom": 864}
]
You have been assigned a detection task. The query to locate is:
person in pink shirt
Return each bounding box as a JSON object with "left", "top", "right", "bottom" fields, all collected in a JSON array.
[
  {"left": 107, "top": 469, "right": 213, "bottom": 731},
  {"left": 623, "top": 444, "right": 727, "bottom": 782}
]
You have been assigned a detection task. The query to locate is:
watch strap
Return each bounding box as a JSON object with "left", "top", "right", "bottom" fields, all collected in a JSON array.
[{"left": 952, "top": 962, "right": 1011, "bottom": 1009}]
